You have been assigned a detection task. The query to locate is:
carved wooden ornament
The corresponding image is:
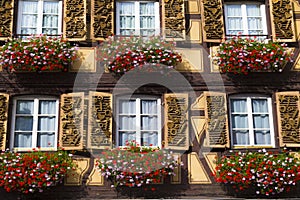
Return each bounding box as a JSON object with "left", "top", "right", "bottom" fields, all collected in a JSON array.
[
  {"left": 0, "top": 0, "right": 14, "bottom": 40},
  {"left": 59, "top": 92, "right": 84, "bottom": 150},
  {"left": 0, "top": 93, "right": 9, "bottom": 151},
  {"left": 204, "top": 92, "right": 229, "bottom": 148},
  {"left": 269, "top": 0, "right": 296, "bottom": 42},
  {"left": 164, "top": 93, "right": 189, "bottom": 151},
  {"left": 87, "top": 92, "right": 112, "bottom": 149},
  {"left": 200, "top": 0, "right": 225, "bottom": 42},
  {"left": 63, "top": 0, "right": 87, "bottom": 41},
  {"left": 91, "top": 0, "right": 114, "bottom": 40},
  {"left": 276, "top": 91, "right": 300, "bottom": 147}
]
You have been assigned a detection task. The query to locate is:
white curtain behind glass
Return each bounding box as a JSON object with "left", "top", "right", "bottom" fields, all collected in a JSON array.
[
  {"left": 231, "top": 99, "right": 249, "bottom": 145},
  {"left": 119, "top": 100, "right": 136, "bottom": 145},
  {"left": 43, "top": 1, "right": 59, "bottom": 35},
  {"left": 246, "top": 5, "right": 263, "bottom": 35},
  {"left": 119, "top": 2, "right": 135, "bottom": 35},
  {"left": 141, "top": 100, "right": 158, "bottom": 146},
  {"left": 226, "top": 5, "right": 243, "bottom": 35},
  {"left": 21, "top": 1, "right": 38, "bottom": 35},
  {"left": 140, "top": 3, "right": 155, "bottom": 36}
]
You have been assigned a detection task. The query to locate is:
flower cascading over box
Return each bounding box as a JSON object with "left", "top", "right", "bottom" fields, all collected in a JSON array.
[
  {"left": 215, "top": 36, "right": 293, "bottom": 75},
  {"left": 96, "top": 140, "right": 181, "bottom": 189},
  {"left": 97, "top": 36, "right": 182, "bottom": 75},
  {"left": 0, "top": 35, "right": 78, "bottom": 72}
]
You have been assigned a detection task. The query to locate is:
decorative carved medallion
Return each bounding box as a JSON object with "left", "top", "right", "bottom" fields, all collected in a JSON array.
[
  {"left": 276, "top": 92, "right": 300, "bottom": 146},
  {"left": 0, "top": 94, "right": 9, "bottom": 151},
  {"left": 88, "top": 92, "right": 112, "bottom": 149},
  {"left": 164, "top": 93, "right": 189, "bottom": 150},
  {"left": 0, "top": 0, "right": 14, "bottom": 40},
  {"left": 91, "top": 0, "right": 114, "bottom": 40},
  {"left": 201, "top": 0, "right": 224, "bottom": 42},
  {"left": 63, "top": 0, "right": 87, "bottom": 41},
  {"left": 205, "top": 92, "right": 229, "bottom": 147},
  {"left": 163, "top": 0, "right": 185, "bottom": 39},
  {"left": 60, "top": 93, "right": 84, "bottom": 150},
  {"left": 270, "top": 0, "right": 296, "bottom": 42}
]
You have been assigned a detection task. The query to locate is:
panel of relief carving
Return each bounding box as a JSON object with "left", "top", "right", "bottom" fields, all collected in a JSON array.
[
  {"left": 59, "top": 93, "right": 84, "bottom": 150},
  {"left": 87, "top": 92, "right": 112, "bottom": 149},
  {"left": 164, "top": 93, "right": 189, "bottom": 150},
  {"left": 201, "top": 0, "right": 224, "bottom": 42},
  {"left": 0, "top": 94, "right": 9, "bottom": 151},
  {"left": 276, "top": 92, "right": 300, "bottom": 146},
  {"left": 0, "top": 0, "right": 14, "bottom": 40},
  {"left": 163, "top": 0, "right": 185, "bottom": 40},
  {"left": 91, "top": 0, "right": 114, "bottom": 40},
  {"left": 270, "top": 0, "right": 296, "bottom": 42},
  {"left": 204, "top": 92, "right": 229, "bottom": 147},
  {"left": 63, "top": 0, "right": 86, "bottom": 41}
]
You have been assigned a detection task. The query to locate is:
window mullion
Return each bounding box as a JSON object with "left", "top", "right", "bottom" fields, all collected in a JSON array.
[
  {"left": 136, "top": 98, "right": 141, "bottom": 144},
  {"left": 247, "top": 97, "right": 255, "bottom": 145},
  {"left": 241, "top": 4, "right": 248, "bottom": 35},
  {"left": 32, "top": 99, "right": 39, "bottom": 148},
  {"left": 157, "top": 98, "right": 162, "bottom": 148},
  {"left": 135, "top": 2, "right": 140, "bottom": 35},
  {"left": 37, "top": 0, "right": 43, "bottom": 33}
]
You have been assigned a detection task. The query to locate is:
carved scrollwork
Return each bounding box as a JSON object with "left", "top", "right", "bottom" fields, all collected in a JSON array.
[
  {"left": 0, "top": 94, "right": 8, "bottom": 151},
  {"left": 164, "top": 0, "right": 185, "bottom": 39},
  {"left": 201, "top": 0, "right": 224, "bottom": 42},
  {"left": 270, "top": 0, "right": 295, "bottom": 41},
  {"left": 64, "top": 0, "right": 86, "bottom": 41},
  {"left": 0, "top": 0, "right": 14, "bottom": 39},
  {"left": 91, "top": 0, "right": 114, "bottom": 40}
]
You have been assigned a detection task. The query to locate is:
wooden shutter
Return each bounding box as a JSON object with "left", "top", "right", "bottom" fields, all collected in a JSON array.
[
  {"left": 269, "top": 0, "right": 296, "bottom": 42},
  {"left": 276, "top": 92, "right": 300, "bottom": 147},
  {"left": 63, "top": 0, "right": 87, "bottom": 41},
  {"left": 164, "top": 93, "right": 189, "bottom": 151},
  {"left": 87, "top": 92, "right": 112, "bottom": 149},
  {"left": 0, "top": 0, "right": 14, "bottom": 40},
  {"left": 200, "top": 0, "right": 225, "bottom": 42},
  {"left": 162, "top": 0, "right": 186, "bottom": 40},
  {"left": 0, "top": 94, "right": 9, "bottom": 151},
  {"left": 204, "top": 92, "right": 229, "bottom": 148},
  {"left": 90, "top": 0, "right": 114, "bottom": 40},
  {"left": 59, "top": 92, "right": 84, "bottom": 150}
]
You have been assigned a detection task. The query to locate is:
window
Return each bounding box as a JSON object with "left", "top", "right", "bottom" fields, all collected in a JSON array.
[
  {"left": 17, "top": 0, "right": 62, "bottom": 35},
  {"left": 116, "top": 96, "right": 161, "bottom": 147},
  {"left": 224, "top": 2, "right": 267, "bottom": 36},
  {"left": 116, "top": 1, "right": 160, "bottom": 36},
  {"left": 229, "top": 95, "right": 275, "bottom": 147},
  {"left": 10, "top": 96, "right": 59, "bottom": 151}
]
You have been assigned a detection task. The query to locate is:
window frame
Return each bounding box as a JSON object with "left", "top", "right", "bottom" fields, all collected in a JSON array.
[
  {"left": 115, "top": 0, "right": 160, "bottom": 36},
  {"left": 116, "top": 95, "right": 162, "bottom": 148},
  {"left": 224, "top": 2, "right": 267, "bottom": 36},
  {"left": 17, "top": 0, "right": 63, "bottom": 36},
  {"left": 229, "top": 94, "right": 275, "bottom": 148},
  {"left": 10, "top": 95, "right": 59, "bottom": 151}
]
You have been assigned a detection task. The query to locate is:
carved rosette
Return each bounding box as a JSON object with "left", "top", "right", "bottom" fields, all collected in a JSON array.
[
  {"left": 270, "top": 0, "right": 296, "bottom": 42},
  {"left": 0, "top": 94, "right": 9, "bottom": 151},
  {"left": 276, "top": 92, "right": 300, "bottom": 147},
  {"left": 88, "top": 92, "right": 112, "bottom": 149},
  {"left": 0, "top": 0, "right": 14, "bottom": 40},
  {"left": 204, "top": 92, "right": 229, "bottom": 148},
  {"left": 63, "top": 0, "right": 87, "bottom": 41},
  {"left": 200, "top": 0, "right": 224, "bottom": 42},
  {"left": 164, "top": 93, "right": 189, "bottom": 150},
  {"left": 163, "top": 0, "right": 185, "bottom": 40},
  {"left": 59, "top": 93, "right": 84, "bottom": 150},
  {"left": 91, "top": 0, "right": 114, "bottom": 40}
]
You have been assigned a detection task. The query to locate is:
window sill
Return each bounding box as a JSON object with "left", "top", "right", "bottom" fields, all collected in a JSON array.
[
  {"left": 232, "top": 145, "right": 275, "bottom": 149},
  {"left": 12, "top": 147, "right": 57, "bottom": 152}
]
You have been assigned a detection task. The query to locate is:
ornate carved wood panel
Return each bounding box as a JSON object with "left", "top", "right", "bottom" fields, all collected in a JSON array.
[
  {"left": 200, "top": 0, "right": 225, "bottom": 42},
  {"left": 91, "top": 0, "right": 114, "bottom": 40},
  {"left": 0, "top": 0, "right": 14, "bottom": 40},
  {"left": 164, "top": 93, "right": 189, "bottom": 150},
  {"left": 269, "top": 0, "right": 296, "bottom": 42},
  {"left": 63, "top": 0, "right": 87, "bottom": 41},
  {"left": 163, "top": 0, "right": 186, "bottom": 40},
  {"left": 276, "top": 92, "right": 300, "bottom": 147},
  {"left": 0, "top": 93, "right": 9, "bottom": 151},
  {"left": 87, "top": 92, "right": 112, "bottom": 149},
  {"left": 204, "top": 92, "right": 229, "bottom": 148},
  {"left": 59, "top": 92, "right": 84, "bottom": 150}
]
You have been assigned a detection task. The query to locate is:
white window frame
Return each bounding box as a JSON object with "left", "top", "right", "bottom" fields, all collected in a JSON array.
[
  {"left": 17, "top": 0, "right": 63, "bottom": 35},
  {"left": 116, "top": 95, "right": 162, "bottom": 147},
  {"left": 116, "top": 1, "right": 160, "bottom": 36},
  {"left": 224, "top": 2, "right": 267, "bottom": 36},
  {"left": 229, "top": 95, "right": 275, "bottom": 148},
  {"left": 10, "top": 96, "right": 59, "bottom": 151}
]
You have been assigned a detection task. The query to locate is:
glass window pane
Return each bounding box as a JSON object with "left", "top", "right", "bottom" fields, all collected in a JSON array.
[
  {"left": 231, "top": 114, "right": 248, "bottom": 128},
  {"left": 252, "top": 99, "right": 268, "bottom": 112},
  {"left": 140, "top": 2, "right": 154, "bottom": 15},
  {"left": 16, "top": 100, "right": 34, "bottom": 114},
  {"left": 38, "top": 117, "right": 56, "bottom": 131},
  {"left": 246, "top": 4, "right": 261, "bottom": 16},
  {"left": 226, "top": 5, "right": 242, "bottom": 16},
  {"left": 15, "top": 116, "right": 33, "bottom": 131},
  {"left": 233, "top": 130, "right": 249, "bottom": 145},
  {"left": 142, "top": 132, "right": 158, "bottom": 146},
  {"left": 254, "top": 131, "right": 271, "bottom": 145},
  {"left": 119, "top": 100, "right": 136, "bottom": 114},
  {"left": 39, "top": 100, "right": 56, "bottom": 114},
  {"left": 119, "top": 132, "right": 135, "bottom": 146},
  {"left": 37, "top": 132, "right": 55, "bottom": 147},
  {"left": 141, "top": 100, "right": 157, "bottom": 114},
  {"left": 14, "top": 132, "right": 32, "bottom": 148},
  {"left": 141, "top": 116, "right": 157, "bottom": 130},
  {"left": 119, "top": 116, "right": 136, "bottom": 130},
  {"left": 253, "top": 114, "right": 270, "bottom": 128},
  {"left": 231, "top": 99, "right": 247, "bottom": 112}
]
